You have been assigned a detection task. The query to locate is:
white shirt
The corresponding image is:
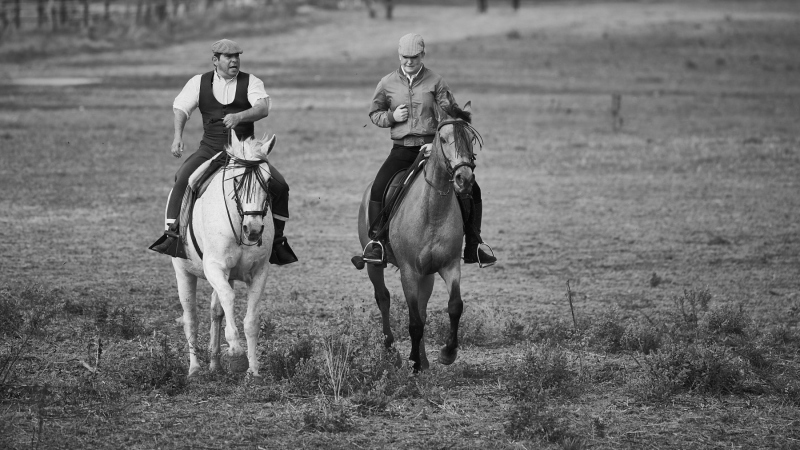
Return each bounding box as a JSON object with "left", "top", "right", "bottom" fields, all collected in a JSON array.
[
  {"left": 404, "top": 65, "right": 423, "bottom": 85},
  {"left": 172, "top": 70, "right": 270, "bottom": 118}
]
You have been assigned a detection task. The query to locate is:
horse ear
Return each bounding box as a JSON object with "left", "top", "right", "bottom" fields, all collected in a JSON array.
[
  {"left": 264, "top": 134, "right": 277, "bottom": 156},
  {"left": 254, "top": 134, "right": 276, "bottom": 161},
  {"left": 463, "top": 101, "right": 472, "bottom": 113}
]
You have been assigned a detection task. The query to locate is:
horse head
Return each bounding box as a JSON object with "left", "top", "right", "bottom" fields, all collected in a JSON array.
[
  {"left": 433, "top": 101, "right": 482, "bottom": 196},
  {"left": 226, "top": 131, "right": 276, "bottom": 244}
]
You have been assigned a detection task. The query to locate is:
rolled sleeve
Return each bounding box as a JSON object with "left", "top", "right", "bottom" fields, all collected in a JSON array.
[
  {"left": 247, "top": 74, "right": 270, "bottom": 111},
  {"left": 172, "top": 75, "right": 201, "bottom": 118}
]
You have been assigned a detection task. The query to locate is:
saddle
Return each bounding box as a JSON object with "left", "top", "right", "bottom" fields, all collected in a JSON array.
[
  {"left": 176, "top": 153, "right": 229, "bottom": 259},
  {"left": 370, "top": 152, "right": 473, "bottom": 246}
]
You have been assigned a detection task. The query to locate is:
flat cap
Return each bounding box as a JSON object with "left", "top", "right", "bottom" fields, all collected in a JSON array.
[
  {"left": 398, "top": 33, "right": 424, "bottom": 56},
  {"left": 211, "top": 39, "right": 243, "bottom": 55}
]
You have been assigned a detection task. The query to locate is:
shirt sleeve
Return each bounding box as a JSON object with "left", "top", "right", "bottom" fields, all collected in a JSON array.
[
  {"left": 247, "top": 74, "right": 270, "bottom": 112},
  {"left": 172, "top": 75, "right": 202, "bottom": 118},
  {"left": 369, "top": 79, "right": 396, "bottom": 128}
]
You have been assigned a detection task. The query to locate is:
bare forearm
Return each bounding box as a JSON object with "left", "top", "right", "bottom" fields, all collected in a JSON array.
[
  {"left": 173, "top": 108, "right": 188, "bottom": 139},
  {"left": 236, "top": 98, "right": 270, "bottom": 122}
]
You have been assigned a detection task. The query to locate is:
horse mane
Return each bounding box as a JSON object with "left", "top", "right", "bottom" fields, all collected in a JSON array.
[
  {"left": 442, "top": 104, "right": 482, "bottom": 156},
  {"left": 225, "top": 134, "right": 272, "bottom": 162},
  {"left": 443, "top": 103, "right": 472, "bottom": 124}
]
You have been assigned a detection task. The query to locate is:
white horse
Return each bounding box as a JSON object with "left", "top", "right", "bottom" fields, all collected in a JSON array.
[{"left": 172, "top": 131, "right": 276, "bottom": 377}]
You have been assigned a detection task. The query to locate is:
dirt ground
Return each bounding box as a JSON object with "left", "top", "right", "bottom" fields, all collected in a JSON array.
[{"left": 1, "top": 1, "right": 799, "bottom": 448}]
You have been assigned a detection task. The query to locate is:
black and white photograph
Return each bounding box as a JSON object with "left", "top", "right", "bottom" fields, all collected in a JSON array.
[{"left": 1, "top": 0, "right": 798, "bottom": 448}]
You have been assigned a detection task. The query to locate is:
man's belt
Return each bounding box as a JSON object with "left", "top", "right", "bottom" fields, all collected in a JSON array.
[{"left": 393, "top": 135, "right": 434, "bottom": 147}]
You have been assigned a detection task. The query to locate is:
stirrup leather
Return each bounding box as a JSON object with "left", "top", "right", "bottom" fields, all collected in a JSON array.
[
  {"left": 477, "top": 242, "right": 496, "bottom": 268},
  {"left": 362, "top": 240, "right": 385, "bottom": 264}
]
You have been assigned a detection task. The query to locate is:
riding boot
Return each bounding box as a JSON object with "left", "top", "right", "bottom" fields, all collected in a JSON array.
[
  {"left": 362, "top": 200, "right": 385, "bottom": 263},
  {"left": 270, "top": 218, "right": 298, "bottom": 265},
  {"left": 463, "top": 202, "right": 497, "bottom": 267},
  {"left": 149, "top": 222, "right": 187, "bottom": 259}
]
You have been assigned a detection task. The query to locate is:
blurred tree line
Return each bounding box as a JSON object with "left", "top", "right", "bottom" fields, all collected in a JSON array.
[
  {"left": 0, "top": 0, "right": 523, "bottom": 43},
  {"left": 0, "top": 0, "right": 354, "bottom": 35}
]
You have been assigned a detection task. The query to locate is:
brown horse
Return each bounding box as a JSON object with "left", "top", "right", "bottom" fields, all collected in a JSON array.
[{"left": 355, "top": 103, "right": 482, "bottom": 371}]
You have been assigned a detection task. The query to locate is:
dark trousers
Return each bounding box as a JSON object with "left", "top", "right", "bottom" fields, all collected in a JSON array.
[
  {"left": 370, "top": 144, "right": 482, "bottom": 203},
  {"left": 166, "top": 142, "right": 289, "bottom": 222}
]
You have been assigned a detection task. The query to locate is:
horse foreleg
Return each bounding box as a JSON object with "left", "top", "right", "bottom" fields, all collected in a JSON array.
[
  {"left": 367, "top": 264, "right": 393, "bottom": 348},
  {"left": 205, "top": 266, "right": 244, "bottom": 359},
  {"left": 438, "top": 262, "right": 463, "bottom": 365},
  {"left": 173, "top": 265, "right": 201, "bottom": 377},
  {"left": 243, "top": 266, "right": 269, "bottom": 377},
  {"left": 401, "top": 271, "right": 435, "bottom": 371},
  {"left": 208, "top": 282, "right": 232, "bottom": 373}
]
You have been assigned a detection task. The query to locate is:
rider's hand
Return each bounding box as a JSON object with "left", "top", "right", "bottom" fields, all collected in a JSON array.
[
  {"left": 171, "top": 138, "right": 185, "bottom": 158},
  {"left": 223, "top": 112, "right": 241, "bottom": 129},
  {"left": 420, "top": 143, "right": 433, "bottom": 157},
  {"left": 392, "top": 104, "right": 408, "bottom": 122}
]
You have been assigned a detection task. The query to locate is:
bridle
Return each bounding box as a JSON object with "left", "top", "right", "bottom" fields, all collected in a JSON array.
[
  {"left": 221, "top": 151, "right": 271, "bottom": 246},
  {"left": 425, "top": 119, "right": 480, "bottom": 196}
]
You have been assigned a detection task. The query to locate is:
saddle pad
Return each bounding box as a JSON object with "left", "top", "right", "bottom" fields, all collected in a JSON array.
[{"left": 188, "top": 151, "right": 226, "bottom": 196}]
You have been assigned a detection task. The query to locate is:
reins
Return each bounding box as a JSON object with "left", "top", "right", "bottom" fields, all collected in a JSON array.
[
  {"left": 221, "top": 148, "right": 271, "bottom": 247},
  {"left": 424, "top": 119, "right": 482, "bottom": 196}
]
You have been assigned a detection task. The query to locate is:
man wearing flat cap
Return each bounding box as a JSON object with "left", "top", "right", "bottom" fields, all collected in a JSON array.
[
  {"left": 362, "top": 33, "right": 497, "bottom": 267},
  {"left": 150, "top": 39, "right": 297, "bottom": 265}
]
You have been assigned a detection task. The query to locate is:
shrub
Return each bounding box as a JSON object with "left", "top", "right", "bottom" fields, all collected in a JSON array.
[
  {"left": 700, "top": 303, "right": 749, "bottom": 336},
  {"left": 502, "top": 317, "right": 529, "bottom": 343},
  {"left": 0, "top": 284, "right": 61, "bottom": 337},
  {"left": 620, "top": 319, "right": 662, "bottom": 354},
  {"left": 529, "top": 319, "right": 576, "bottom": 345},
  {"left": 125, "top": 335, "right": 188, "bottom": 396},
  {"left": 631, "top": 341, "right": 746, "bottom": 401},
  {"left": 507, "top": 343, "right": 578, "bottom": 399},
  {"left": 263, "top": 335, "right": 316, "bottom": 381},
  {"left": 302, "top": 397, "right": 354, "bottom": 433},
  {"left": 504, "top": 392, "right": 575, "bottom": 444},
  {"left": 95, "top": 302, "right": 150, "bottom": 339},
  {"left": 585, "top": 314, "right": 626, "bottom": 353},
  {"left": 672, "top": 288, "right": 712, "bottom": 329}
]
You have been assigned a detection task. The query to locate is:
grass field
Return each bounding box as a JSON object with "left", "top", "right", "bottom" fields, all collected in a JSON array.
[{"left": 1, "top": 1, "right": 800, "bottom": 448}]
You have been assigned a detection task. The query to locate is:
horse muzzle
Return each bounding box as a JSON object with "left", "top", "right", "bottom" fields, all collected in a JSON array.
[
  {"left": 453, "top": 167, "right": 475, "bottom": 195},
  {"left": 242, "top": 223, "right": 264, "bottom": 243}
]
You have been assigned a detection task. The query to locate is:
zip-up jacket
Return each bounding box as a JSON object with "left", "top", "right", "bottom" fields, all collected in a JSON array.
[{"left": 369, "top": 66, "right": 457, "bottom": 141}]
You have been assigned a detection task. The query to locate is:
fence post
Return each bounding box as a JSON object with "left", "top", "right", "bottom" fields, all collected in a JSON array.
[{"left": 611, "top": 92, "right": 623, "bottom": 132}]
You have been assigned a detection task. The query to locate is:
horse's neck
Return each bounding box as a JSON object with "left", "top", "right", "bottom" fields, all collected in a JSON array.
[
  {"left": 424, "top": 150, "right": 453, "bottom": 198},
  {"left": 416, "top": 154, "right": 456, "bottom": 215}
]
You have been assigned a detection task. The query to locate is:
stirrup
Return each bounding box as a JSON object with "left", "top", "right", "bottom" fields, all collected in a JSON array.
[
  {"left": 362, "top": 240, "right": 385, "bottom": 264},
  {"left": 477, "top": 243, "right": 496, "bottom": 268}
]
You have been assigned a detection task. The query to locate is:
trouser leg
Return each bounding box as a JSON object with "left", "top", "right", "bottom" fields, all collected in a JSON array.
[
  {"left": 266, "top": 163, "right": 297, "bottom": 265},
  {"left": 463, "top": 182, "right": 496, "bottom": 266},
  {"left": 165, "top": 144, "right": 219, "bottom": 228}
]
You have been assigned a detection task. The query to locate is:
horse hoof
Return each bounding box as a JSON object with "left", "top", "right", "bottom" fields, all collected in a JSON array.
[
  {"left": 223, "top": 354, "right": 249, "bottom": 373},
  {"left": 351, "top": 255, "right": 365, "bottom": 270},
  {"left": 245, "top": 371, "right": 262, "bottom": 383},
  {"left": 438, "top": 347, "right": 458, "bottom": 365}
]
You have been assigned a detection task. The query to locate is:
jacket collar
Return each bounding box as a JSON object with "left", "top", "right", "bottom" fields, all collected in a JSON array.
[{"left": 397, "top": 65, "right": 426, "bottom": 84}]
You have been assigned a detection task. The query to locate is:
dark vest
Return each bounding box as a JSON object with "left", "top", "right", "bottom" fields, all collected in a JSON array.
[{"left": 199, "top": 70, "right": 255, "bottom": 150}]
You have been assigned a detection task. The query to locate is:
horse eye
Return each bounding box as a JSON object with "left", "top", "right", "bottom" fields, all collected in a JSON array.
[{"left": 439, "top": 136, "right": 446, "bottom": 144}]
